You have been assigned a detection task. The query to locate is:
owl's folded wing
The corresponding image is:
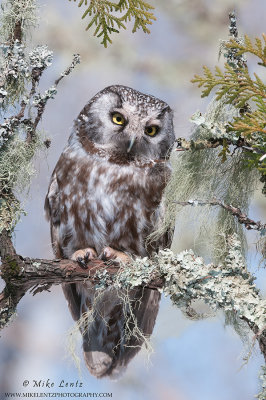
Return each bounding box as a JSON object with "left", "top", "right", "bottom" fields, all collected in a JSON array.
[{"left": 62, "top": 283, "right": 82, "bottom": 321}]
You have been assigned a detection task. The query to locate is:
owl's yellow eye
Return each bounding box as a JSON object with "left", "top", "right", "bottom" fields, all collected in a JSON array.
[
  {"left": 112, "top": 113, "right": 125, "bottom": 125},
  {"left": 145, "top": 126, "right": 158, "bottom": 136}
]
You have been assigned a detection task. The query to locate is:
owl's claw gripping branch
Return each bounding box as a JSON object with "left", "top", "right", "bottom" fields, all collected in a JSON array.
[
  {"left": 100, "top": 247, "right": 131, "bottom": 264},
  {"left": 76, "top": 257, "right": 88, "bottom": 269},
  {"left": 70, "top": 248, "right": 97, "bottom": 269}
]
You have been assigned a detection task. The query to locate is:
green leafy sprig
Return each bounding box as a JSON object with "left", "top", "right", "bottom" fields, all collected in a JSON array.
[{"left": 69, "top": 0, "right": 156, "bottom": 47}]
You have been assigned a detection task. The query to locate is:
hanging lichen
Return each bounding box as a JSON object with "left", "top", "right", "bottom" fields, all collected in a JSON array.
[{"left": 0, "top": 0, "right": 80, "bottom": 233}]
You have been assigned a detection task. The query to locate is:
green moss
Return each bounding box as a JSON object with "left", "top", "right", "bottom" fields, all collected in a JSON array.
[{"left": 2, "top": 255, "right": 21, "bottom": 278}]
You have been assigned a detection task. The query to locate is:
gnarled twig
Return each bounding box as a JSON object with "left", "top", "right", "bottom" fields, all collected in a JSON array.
[{"left": 174, "top": 199, "right": 265, "bottom": 231}]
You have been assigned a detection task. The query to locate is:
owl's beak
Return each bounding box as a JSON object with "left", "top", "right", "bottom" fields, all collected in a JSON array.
[{"left": 127, "top": 136, "right": 136, "bottom": 153}]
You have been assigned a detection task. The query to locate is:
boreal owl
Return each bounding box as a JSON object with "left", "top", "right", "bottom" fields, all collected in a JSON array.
[{"left": 45, "top": 85, "right": 175, "bottom": 377}]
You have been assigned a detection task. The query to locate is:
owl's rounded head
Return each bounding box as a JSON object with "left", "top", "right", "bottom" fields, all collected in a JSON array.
[{"left": 71, "top": 85, "right": 175, "bottom": 161}]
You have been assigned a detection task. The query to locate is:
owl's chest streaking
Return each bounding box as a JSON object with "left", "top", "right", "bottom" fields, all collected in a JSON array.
[{"left": 53, "top": 144, "right": 170, "bottom": 258}]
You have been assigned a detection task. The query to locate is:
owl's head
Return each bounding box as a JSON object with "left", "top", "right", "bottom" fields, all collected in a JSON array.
[{"left": 71, "top": 85, "right": 175, "bottom": 161}]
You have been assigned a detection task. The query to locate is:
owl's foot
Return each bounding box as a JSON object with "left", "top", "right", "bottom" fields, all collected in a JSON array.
[
  {"left": 101, "top": 246, "right": 131, "bottom": 264},
  {"left": 71, "top": 248, "right": 97, "bottom": 269}
]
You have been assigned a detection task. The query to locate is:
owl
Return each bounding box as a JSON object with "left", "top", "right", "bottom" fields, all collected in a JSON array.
[{"left": 45, "top": 85, "right": 175, "bottom": 376}]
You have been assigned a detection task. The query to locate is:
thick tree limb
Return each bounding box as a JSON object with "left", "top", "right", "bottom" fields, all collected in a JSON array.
[
  {"left": 0, "top": 255, "right": 163, "bottom": 332},
  {"left": 0, "top": 233, "right": 265, "bottom": 361},
  {"left": 0, "top": 230, "right": 164, "bottom": 330}
]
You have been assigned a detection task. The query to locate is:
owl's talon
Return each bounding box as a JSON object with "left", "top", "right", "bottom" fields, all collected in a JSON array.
[
  {"left": 100, "top": 247, "right": 113, "bottom": 262},
  {"left": 100, "top": 246, "right": 131, "bottom": 264},
  {"left": 100, "top": 252, "right": 108, "bottom": 262},
  {"left": 76, "top": 256, "right": 88, "bottom": 269},
  {"left": 71, "top": 248, "right": 97, "bottom": 269}
]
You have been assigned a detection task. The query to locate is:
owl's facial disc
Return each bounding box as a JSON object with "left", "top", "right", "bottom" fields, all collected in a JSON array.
[{"left": 73, "top": 86, "right": 176, "bottom": 161}]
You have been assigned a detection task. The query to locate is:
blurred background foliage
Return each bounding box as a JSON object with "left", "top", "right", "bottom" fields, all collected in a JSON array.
[{"left": 0, "top": 1, "right": 266, "bottom": 400}]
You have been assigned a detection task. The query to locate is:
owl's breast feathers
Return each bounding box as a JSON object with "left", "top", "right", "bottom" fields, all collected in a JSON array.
[{"left": 45, "top": 141, "right": 171, "bottom": 258}]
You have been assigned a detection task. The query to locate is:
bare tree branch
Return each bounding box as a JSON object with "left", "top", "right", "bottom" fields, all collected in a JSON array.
[
  {"left": 174, "top": 199, "right": 266, "bottom": 231},
  {"left": 32, "top": 54, "right": 80, "bottom": 135}
]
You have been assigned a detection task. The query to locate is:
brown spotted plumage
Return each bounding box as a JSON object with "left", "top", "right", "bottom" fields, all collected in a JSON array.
[{"left": 45, "top": 85, "right": 175, "bottom": 377}]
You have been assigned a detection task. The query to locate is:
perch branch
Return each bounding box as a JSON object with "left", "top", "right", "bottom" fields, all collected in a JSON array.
[{"left": 0, "top": 234, "right": 265, "bottom": 360}]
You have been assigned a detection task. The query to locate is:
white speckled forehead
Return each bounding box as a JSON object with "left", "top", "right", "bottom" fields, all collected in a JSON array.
[{"left": 88, "top": 85, "right": 170, "bottom": 114}]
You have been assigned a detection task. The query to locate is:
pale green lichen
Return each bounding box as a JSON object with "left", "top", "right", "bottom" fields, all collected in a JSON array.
[
  {"left": 0, "top": 134, "right": 44, "bottom": 232},
  {"left": 33, "top": 86, "right": 57, "bottom": 107},
  {"left": 67, "top": 305, "right": 95, "bottom": 375},
  {"left": 0, "top": 306, "right": 17, "bottom": 330},
  {"left": 113, "top": 235, "right": 265, "bottom": 332},
  {"left": 0, "top": 0, "right": 38, "bottom": 43},
  {"left": 67, "top": 234, "right": 265, "bottom": 376},
  {"left": 0, "top": 0, "right": 39, "bottom": 108},
  {"left": 154, "top": 240, "right": 265, "bottom": 332},
  {"left": 0, "top": 40, "right": 30, "bottom": 108},
  {"left": 0, "top": 1, "right": 80, "bottom": 234},
  {"left": 29, "top": 45, "right": 53, "bottom": 69},
  {"left": 59, "top": 53, "right": 81, "bottom": 78},
  {"left": 32, "top": 262, "right": 41, "bottom": 269},
  {"left": 0, "top": 42, "right": 55, "bottom": 112},
  {"left": 0, "top": 134, "right": 43, "bottom": 193}
]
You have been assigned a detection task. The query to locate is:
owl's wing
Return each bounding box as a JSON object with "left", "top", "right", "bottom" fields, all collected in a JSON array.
[
  {"left": 45, "top": 169, "right": 92, "bottom": 321},
  {"left": 148, "top": 199, "right": 174, "bottom": 253},
  {"left": 44, "top": 171, "right": 62, "bottom": 258},
  {"left": 45, "top": 172, "right": 87, "bottom": 322},
  {"left": 62, "top": 283, "right": 83, "bottom": 321}
]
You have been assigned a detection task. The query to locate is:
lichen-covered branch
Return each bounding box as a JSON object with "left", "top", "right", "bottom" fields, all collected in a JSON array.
[
  {"left": 0, "top": 234, "right": 265, "bottom": 360},
  {"left": 31, "top": 53, "right": 80, "bottom": 133},
  {"left": 0, "top": 0, "right": 80, "bottom": 234},
  {"left": 175, "top": 136, "right": 263, "bottom": 155},
  {"left": 0, "top": 0, "right": 38, "bottom": 45}
]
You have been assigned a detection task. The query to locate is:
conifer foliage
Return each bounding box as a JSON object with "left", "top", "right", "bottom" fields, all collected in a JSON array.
[
  {"left": 192, "top": 32, "right": 266, "bottom": 193},
  {"left": 69, "top": 0, "right": 156, "bottom": 47}
]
